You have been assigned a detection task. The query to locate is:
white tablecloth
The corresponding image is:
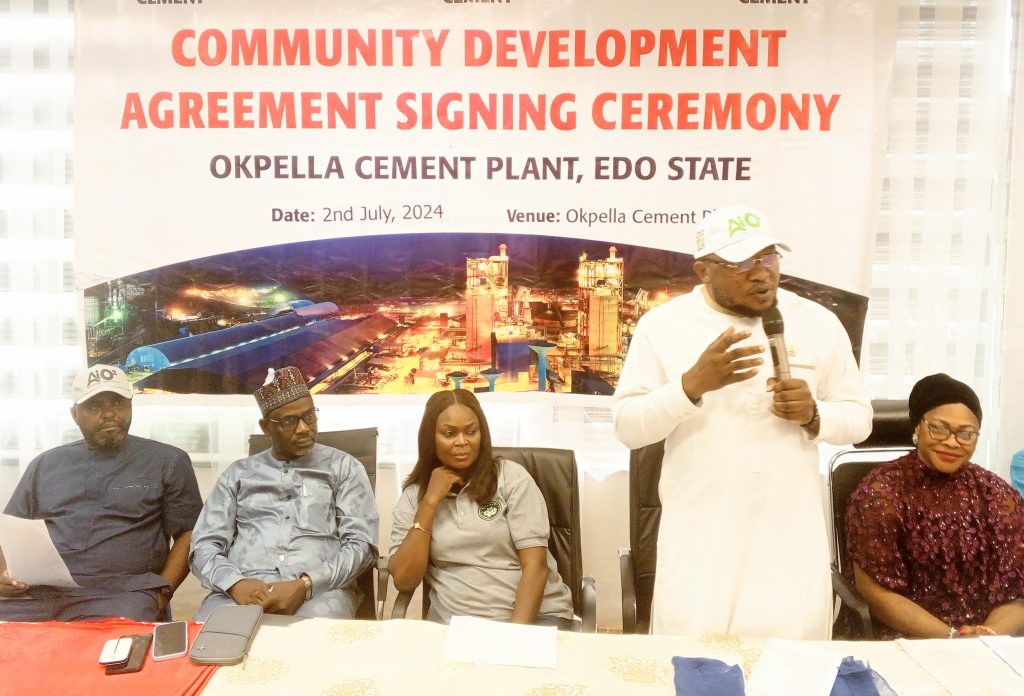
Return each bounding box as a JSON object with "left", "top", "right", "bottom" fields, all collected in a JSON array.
[{"left": 200, "top": 617, "right": 1024, "bottom": 695}]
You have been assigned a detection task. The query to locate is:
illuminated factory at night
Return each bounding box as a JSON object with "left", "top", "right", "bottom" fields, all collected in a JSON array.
[
  {"left": 577, "top": 246, "right": 624, "bottom": 374},
  {"left": 455, "top": 242, "right": 626, "bottom": 390},
  {"left": 88, "top": 237, "right": 636, "bottom": 396}
]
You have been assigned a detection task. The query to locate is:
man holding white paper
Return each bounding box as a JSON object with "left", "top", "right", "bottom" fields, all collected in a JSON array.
[{"left": 0, "top": 364, "right": 202, "bottom": 621}]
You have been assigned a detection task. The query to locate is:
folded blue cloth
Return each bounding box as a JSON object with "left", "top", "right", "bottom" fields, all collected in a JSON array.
[
  {"left": 672, "top": 656, "right": 745, "bottom": 696},
  {"left": 830, "top": 656, "right": 898, "bottom": 696}
]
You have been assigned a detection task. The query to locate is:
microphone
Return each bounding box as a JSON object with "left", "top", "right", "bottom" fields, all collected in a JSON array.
[{"left": 761, "top": 304, "right": 790, "bottom": 381}]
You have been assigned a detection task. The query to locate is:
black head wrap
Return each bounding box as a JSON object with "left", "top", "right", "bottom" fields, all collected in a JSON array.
[{"left": 908, "top": 373, "right": 982, "bottom": 427}]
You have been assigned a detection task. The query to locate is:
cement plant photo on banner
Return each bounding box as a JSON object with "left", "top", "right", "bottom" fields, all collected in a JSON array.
[{"left": 82, "top": 233, "right": 867, "bottom": 397}]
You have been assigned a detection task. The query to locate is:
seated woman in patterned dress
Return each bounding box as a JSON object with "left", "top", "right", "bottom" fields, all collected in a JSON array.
[
  {"left": 388, "top": 389, "right": 574, "bottom": 628},
  {"left": 845, "top": 373, "right": 1024, "bottom": 639}
]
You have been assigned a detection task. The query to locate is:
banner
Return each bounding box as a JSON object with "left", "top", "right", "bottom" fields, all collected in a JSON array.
[{"left": 74, "top": 0, "right": 895, "bottom": 397}]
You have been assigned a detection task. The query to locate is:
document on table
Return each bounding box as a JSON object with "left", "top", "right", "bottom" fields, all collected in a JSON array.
[
  {"left": 982, "top": 636, "right": 1024, "bottom": 677},
  {"left": 746, "top": 638, "right": 842, "bottom": 696},
  {"left": 441, "top": 616, "right": 557, "bottom": 669},
  {"left": 0, "top": 514, "right": 79, "bottom": 588}
]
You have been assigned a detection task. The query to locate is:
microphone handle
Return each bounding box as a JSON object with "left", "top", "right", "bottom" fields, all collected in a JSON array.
[{"left": 767, "top": 334, "right": 791, "bottom": 381}]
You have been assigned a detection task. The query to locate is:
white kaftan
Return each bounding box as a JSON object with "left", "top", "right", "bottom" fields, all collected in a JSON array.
[{"left": 613, "top": 287, "right": 872, "bottom": 639}]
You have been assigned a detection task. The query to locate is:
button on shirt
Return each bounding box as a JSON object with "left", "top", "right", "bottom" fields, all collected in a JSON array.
[{"left": 189, "top": 443, "right": 379, "bottom": 598}]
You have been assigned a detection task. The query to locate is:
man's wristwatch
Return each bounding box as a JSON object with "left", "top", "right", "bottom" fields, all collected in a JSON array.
[
  {"left": 801, "top": 403, "right": 820, "bottom": 430},
  {"left": 299, "top": 573, "right": 313, "bottom": 602},
  {"left": 156, "top": 585, "right": 174, "bottom": 603}
]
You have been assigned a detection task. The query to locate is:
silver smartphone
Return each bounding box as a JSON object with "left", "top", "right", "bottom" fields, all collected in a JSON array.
[{"left": 152, "top": 620, "right": 189, "bottom": 661}]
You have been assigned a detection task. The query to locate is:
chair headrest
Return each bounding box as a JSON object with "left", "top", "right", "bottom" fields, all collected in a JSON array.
[{"left": 856, "top": 399, "right": 913, "bottom": 448}]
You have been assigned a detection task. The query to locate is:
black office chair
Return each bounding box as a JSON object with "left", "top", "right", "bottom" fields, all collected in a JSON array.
[
  {"left": 828, "top": 448, "right": 907, "bottom": 639},
  {"left": 618, "top": 440, "right": 663, "bottom": 634},
  {"left": 853, "top": 400, "right": 915, "bottom": 449},
  {"left": 830, "top": 399, "right": 915, "bottom": 639},
  {"left": 248, "top": 426, "right": 388, "bottom": 621},
  {"left": 391, "top": 446, "right": 598, "bottom": 632}
]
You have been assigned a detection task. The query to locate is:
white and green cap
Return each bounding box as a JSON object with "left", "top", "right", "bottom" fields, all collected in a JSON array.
[{"left": 695, "top": 204, "right": 791, "bottom": 262}]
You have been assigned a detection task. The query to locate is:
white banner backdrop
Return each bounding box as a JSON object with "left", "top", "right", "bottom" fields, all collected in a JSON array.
[{"left": 73, "top": 0, "right": 896, "bottom": 397}]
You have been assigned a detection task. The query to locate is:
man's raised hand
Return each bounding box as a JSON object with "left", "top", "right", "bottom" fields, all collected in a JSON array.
[{"left": 681, "top": 326, "right": 764, "bottom": 403}]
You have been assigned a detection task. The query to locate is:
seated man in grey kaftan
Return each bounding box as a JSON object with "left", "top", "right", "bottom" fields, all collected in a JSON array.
[{"left": 189, "top": 366, "right": 378, "bottom": 620}]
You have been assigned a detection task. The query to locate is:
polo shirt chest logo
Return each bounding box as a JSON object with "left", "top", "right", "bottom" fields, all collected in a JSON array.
[{"left": 478, "top": 500, "right": 502, "bottom": 520}]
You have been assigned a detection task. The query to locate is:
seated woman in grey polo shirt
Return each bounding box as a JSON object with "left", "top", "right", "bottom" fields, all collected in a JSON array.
[{"left": 389, "top": 389, "right": 574, "bottom": 628}]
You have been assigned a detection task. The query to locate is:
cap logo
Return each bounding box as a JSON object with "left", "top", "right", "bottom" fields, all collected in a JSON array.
[
  {"left": 87, "top": 367, "right": 120, "bottom": 386},
  {"left": 728, "top": 212, "right": 762, "bottom": 238}
]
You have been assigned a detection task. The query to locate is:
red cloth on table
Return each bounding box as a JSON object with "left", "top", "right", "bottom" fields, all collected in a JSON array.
[{"left": 0, "top": 618, "right": 217, "bottom": 696}]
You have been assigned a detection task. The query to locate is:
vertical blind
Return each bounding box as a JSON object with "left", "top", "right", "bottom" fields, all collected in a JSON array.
[{"left": 864, "top": 0, "right": 1013, "bottom": 467}]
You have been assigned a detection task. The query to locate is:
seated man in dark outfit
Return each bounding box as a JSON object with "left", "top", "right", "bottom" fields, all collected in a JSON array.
[{"left": 0, "top": 364, "right": 202, "bottom": 621}]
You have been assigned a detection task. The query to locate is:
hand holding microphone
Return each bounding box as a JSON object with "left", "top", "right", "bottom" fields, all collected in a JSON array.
[
  {"left": 762, "top": 305, "right": 818, "bottom": 429},
  {"left": 762, "top": 305, "right": 790, "bottom": 381}
]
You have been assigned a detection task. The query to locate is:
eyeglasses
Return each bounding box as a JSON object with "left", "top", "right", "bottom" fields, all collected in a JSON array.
[
  {"left": 267, "top": 408, "right": 319, "bottom": 431},
  {"left": 922, "top": 417, "right": 979, "bottom": 446},
  {"left": 704, "top": 253, "right": 781, "bottom": 274}
]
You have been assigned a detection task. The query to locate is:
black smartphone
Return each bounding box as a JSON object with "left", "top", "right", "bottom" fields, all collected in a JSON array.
[
  {"left": 152, "top": 620, "right": 189, "bottom": 661},
  {"left": 105, "top": 633, "right": 152, "bottom": 676}
]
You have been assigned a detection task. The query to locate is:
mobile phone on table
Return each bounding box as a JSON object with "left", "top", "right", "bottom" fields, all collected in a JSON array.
[
  {"left": 152, "top": 620, "right": 189, "bottom": 661},
  {"left": 99, "top": 637, "right": 132, "bottom": 666},
  {"left": 105, "top": 634, "right": 151, "bottom": 675}
]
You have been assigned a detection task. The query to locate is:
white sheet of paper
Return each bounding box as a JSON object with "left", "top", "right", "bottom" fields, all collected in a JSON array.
[
  {"left": 0, "top": 514, "right": 80, "bottom": 588},
  {"left": 982, "top": 636, "right": 1024, "bottom": 677},
  {"left": 441, "top": 615, "right": 557, "bottom": 669},
  {"left": 746, "top": 638, "right": 842, "bottom": 696}
]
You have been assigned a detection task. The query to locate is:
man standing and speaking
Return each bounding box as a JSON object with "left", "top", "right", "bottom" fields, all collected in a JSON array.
[{"left": 613, "top": 205, "right": 872, "bottom": 639}]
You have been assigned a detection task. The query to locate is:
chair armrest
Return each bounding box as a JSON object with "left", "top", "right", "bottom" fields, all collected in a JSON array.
[
  {"left": 392, "top": 590, "right": 414, "bottom": 619},
  {"left": 618, "top": 547, "right": 637, "bottom": 634},
  {"left": 375, "top": 556, "right": 390, "bottom": 621},
  {"left": 580, "top": 576, "right": 597, "bottom": 633},
  {"left": 831, "top": 565, "right": 874, "bottom": 640}
]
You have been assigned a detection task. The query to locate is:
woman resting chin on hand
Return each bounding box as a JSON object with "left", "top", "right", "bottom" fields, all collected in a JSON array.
[{"left": 387, "top": 389, "right": 574, "bottom": 629}]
